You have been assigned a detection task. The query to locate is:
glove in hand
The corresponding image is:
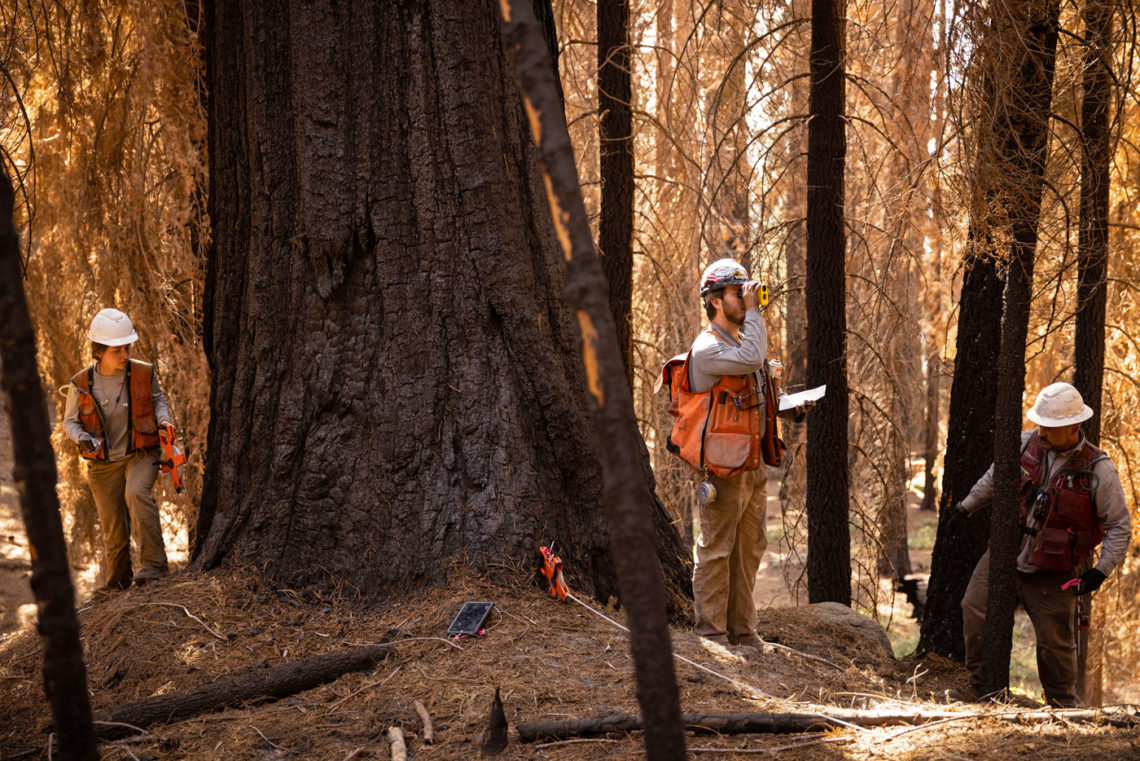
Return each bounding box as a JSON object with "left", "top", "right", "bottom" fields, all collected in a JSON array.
[
  {"left": 79, "top": 435, "right": 101, "bottom": 454},
  {"left": 1073, "top": 568, "right": 1106, "bottom": 595},
  {"left": 159, "top": 423, "right": 176, "bottom": 445},
  {"left": 945, "top": 502, "right": 969, "bottom": 534}
]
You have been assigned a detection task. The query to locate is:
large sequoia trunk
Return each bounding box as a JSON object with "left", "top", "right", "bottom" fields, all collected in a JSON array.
[{"left": 194, "top": 0, "right": 690, "bottom": 602}]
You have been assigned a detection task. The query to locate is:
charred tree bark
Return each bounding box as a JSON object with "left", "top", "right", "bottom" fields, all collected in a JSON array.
[
  {"left": 501, "top": 3, "right": 686, "bottom": 758},
  {"left": 598, "top": 0, "right": 634, "bottom": 385},
  {"left": 1074, "top": 0, "right": 1111, "bottom": 455},
  {"left": 920, "top": 352, "right": 940, "bottom": 512},
  {"left": 805, "top": 0, "right": 851, "bottom": 605},
  {"left": 978, "top": 0, "right": 1060, "bottom": 699},
  {"left": 91, "top": 644, "right": 395, "bottom": 740},
  {"left": 194, "top": 1, "right": 690, "bottom": 607},
  {"left": 1073, "top": 0, "right": 1113, "bottom": 706},
  {"left": 0, "top": 170, "right": 98, "bottom": 760},
  {"left": 918, "top": 257, "right": 1002, "bottom": 659},
  {"left": 516, "top": 708, "right": 1140, "bottom": 741},
  {"left": 705, "top": 0, "right": 751, "bottom": 268}
]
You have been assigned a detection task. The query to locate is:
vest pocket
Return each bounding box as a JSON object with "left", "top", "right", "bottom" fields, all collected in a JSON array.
[
  {"left": 1035, "top": 526, "right": 1076, "bottom": 570},
  {"left": 704, "top": 432, "right": 752, "bottom": 470},
  {"left": 1054, "top": 495, "right": 1089, "bottom": 522}
]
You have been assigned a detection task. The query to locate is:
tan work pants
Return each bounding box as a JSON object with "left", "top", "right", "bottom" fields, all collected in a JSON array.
[
  {"left": 693, "top": 467, "right": 768, "bottom": 644},
  {"left": 961, "top": 549, "right": 1079, "bottom": 706},
  {"left": 87, "top": 449, "right": 168, "bottom": 587}
]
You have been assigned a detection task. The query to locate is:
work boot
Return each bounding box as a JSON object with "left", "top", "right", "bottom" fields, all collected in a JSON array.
[
  {"left": 731, "top": 633, "right": 765, "bottom": 650},
  {"left": 729, "top": 643, "right": 762, "bottom": 659}
]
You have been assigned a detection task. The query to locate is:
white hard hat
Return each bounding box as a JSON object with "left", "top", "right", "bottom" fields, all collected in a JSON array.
[
  {"left": 1026, "top": 382, "right": 1093, "bottom": 427},
  {"left": 88, "top": 308, "right": 138, "bottom": 346},
  {"left": 699, "top": 258, "right": 750, "bottom": 296}
]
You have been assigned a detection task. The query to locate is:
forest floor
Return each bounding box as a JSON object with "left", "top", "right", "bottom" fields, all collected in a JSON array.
[
  {"left": 2, "top": 418, "right": 1139, "bottom": 759},
  {"left": 2, "top": 564, "right": 1138, "bottom": 760}
]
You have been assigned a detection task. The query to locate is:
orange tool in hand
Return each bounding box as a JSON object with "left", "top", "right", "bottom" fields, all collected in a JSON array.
[
  {"left": 539, "top": 546, "right": 570, "bottom": 601},
  {"left": 158, "top": 424, "right": 188, "bottom": 494}
]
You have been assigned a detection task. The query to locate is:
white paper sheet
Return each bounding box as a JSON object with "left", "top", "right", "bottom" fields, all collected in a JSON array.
[{"left": 779, "top": 384, "right": 826, "bottom": 412}]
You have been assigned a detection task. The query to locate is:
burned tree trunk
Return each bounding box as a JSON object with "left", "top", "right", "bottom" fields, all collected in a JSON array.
[
  {"left": 805, "top": 0, "right": 851, "bottom": 605},
  {"left": 500, "top": 2, "right": 686, "bottom": 757},
  {"left": 1073, "top": 0, "right": 1114, "bottom": 706},
  {"left": 598, "top": 0, "right": 634, "bottom": 385},
  {"left": 918, "top": 257, "right": 1002, "bottom": 659},
  {"left": 978, "top": 0, "right": 1061, "bottom": 699},
  {"left": 194, "top": 3, "right": 689, "bottom": 604},
  {"left": 0, "top": 169, "right": 98, "bottom": 760}
]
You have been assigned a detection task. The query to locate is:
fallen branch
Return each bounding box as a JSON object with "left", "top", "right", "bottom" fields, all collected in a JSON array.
[
  {"left": 89, "top": 643, "right": 395, "bottom": 740},
  {"left": 760, "top": 639, "right": 845, "bottom": 671},
  {"left": 133, "top": 602, "right": 227, "bottom": 641},
  {"left": 516, "top": 707, "right": 1140, "bottom": 742},
  {"left": 251, "top": 725, "right": 284, "bottom": 750},
  {"left": 413, "top": 699, "right": 433, "bottom": 743},
  {"left": 690, "top": 735, "right": 853, "bottom": 753}
]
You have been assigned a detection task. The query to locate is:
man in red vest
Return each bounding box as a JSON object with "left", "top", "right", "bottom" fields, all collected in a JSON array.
[{"left": 948, "top": 382, "right": 1132, "bottom": 705}]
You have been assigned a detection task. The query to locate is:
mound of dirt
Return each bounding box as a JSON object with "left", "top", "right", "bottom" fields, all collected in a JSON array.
[
  {"left": 758, "top": 601, "right": 895, "bottom": 667},
  {"left": 1, "top": 567, "right": 1137, "bottom": 760}
]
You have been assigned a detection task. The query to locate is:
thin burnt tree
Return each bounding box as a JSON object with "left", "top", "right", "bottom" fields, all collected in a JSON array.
[
  {"left": 501, "top": 3, "right": 686, "bottom": 756},
  {"left": 805, "top": 0, "right": 851, "bottom": 605},
  {"left": 193, "top": 0, "right": 689, "bottom": 606},
  {"left": 978, "top": 0, "right": 1062, "bottom": 698},
  {"left": 598, "top": 0, "right": 634, "bottom": 384},
  {"left": 1073, "top": 0, "right": 1114, "bottom": 706},
  {"left": 918, "top": 257, "right": 1003, "bottom": 659},
  {"left": 1074, "top": 0, "right": 1112, "bottom": 453},
  {"left": 0, "top": 168, "right": 98, "bottom": 760}
]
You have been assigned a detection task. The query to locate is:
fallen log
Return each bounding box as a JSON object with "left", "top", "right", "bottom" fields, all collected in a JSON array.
[
  {"left": 517, "top": 708, "right": 1140, "bottom": 742},
  {"left": 90, "top": 643, "right": 396, "bottom": 740}
]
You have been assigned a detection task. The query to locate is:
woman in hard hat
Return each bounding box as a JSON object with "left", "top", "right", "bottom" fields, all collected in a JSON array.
[{"left": 62, "top": 308, "right": 175, "bottom": 591}]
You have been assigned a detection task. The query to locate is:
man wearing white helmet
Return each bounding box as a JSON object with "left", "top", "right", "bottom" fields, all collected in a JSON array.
[
  {"left": 948, "top": 382, "right": 1132, "bottom": 705},
  {"left": 63, "top": 308, "right": 175, "bottom": 591},
  {"left": 673, "top": 258, "right": 797, "bottom": 651}
]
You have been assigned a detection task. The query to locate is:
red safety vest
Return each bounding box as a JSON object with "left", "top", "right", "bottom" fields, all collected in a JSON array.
[
  {"left": 71, "top": 360, "right": 160, "bottom": 460},
  {"left": 660, "top": 329, "right": 784, "bottom": 478},
  {"left": 1019, "top": 433, "right": 1108, "bottom": 571}
]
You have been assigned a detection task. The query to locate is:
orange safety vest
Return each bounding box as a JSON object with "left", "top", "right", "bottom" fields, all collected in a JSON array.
[
  {"left": 660, "top": 329, "right": 784, "bottom": 478},
  {"left": 71, "top": 359, "right": 160, "bottom": 461},
  {"left": 1019, "top": 433, "right": 1108, "bottom": 571}
]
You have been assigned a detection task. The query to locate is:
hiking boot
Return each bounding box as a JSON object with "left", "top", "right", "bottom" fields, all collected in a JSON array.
[
  {"left": 731, "top": 634, "right": 765, "bottom": 650},
  {"left": 729, "top": 643, "right": 762, "bottom": 659}
]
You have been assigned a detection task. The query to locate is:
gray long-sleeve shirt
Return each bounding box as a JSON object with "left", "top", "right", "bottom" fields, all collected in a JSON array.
[
  {"left": 63, "top": 366, "right": 172, "bottom": 462},
  {"left": 688, "top": 310, "right": 769, "bottom": 435},
  {"left": 688, "top": 310, "right": 768, "bottom": 392},
  {"left": 961, "top": 431, "right": 1133, "bottom": 576}
]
